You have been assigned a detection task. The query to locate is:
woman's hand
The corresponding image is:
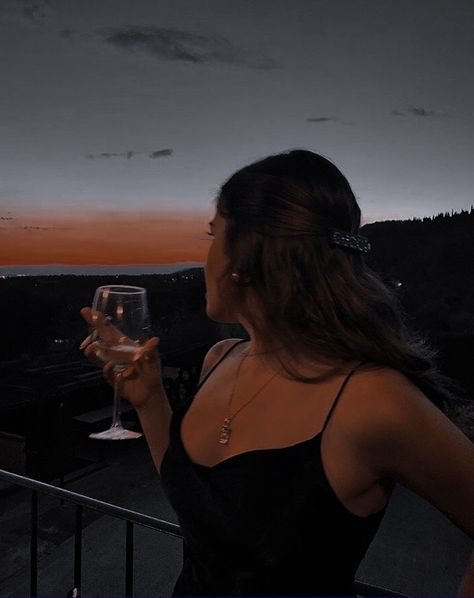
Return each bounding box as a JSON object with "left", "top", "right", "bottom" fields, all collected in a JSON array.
[{"left": 80, "top": 306, "right": 165, "bottom": 410}]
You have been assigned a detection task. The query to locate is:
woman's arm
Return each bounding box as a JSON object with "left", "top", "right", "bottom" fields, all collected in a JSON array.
[
  {"left": 135, "top": 389, "right": 173, "bottom": 476},
  {"left": 352, "top": 368, "right": 474, "bottom": 540}
]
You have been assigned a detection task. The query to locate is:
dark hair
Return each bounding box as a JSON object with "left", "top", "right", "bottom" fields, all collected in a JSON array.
[{"left": 214, "top": 148, "right": 468, "bottom": 416}]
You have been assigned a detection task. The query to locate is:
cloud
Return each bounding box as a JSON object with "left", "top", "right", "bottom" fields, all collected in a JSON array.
[
  {"left": 0, "top": 216, "right": 15, "bottom": 221},
  {"left": 99, "top": 26, "right": 280, "bottom": 70},
  {"left": 0, "top": 1, "right": 83, "bottom": 41},
  {"left": 3, "top": 0, "right": 53, "bottom": 24},
  {"left": 307, "top": 116, "right": 338, "bottom": 123},
  {"left": 85, "top": 148, "right": 173, "bottom": 160},
  {"left": 86, "top": 152, "right": 122, "bottom": 160},
  {"left": 149, "top": 149, "right": 173, "bottom": 159},
  {"left": 391, "top": 106, "right": 445, "bottom": 118},
  {"left": 20, "top": 0, "right": 50, "bottom": 22},
  {"left": 15, "top": 224, "right": 71, "bottom": 231},
  {"left": 407, "top": 106, "right": 435, "bottom": 117},
  {"left": 306, "top": 116, "right": 355, "bottom": 125},
  {"left": 20, "top": 225, "right": 52, "bottom": 231}
]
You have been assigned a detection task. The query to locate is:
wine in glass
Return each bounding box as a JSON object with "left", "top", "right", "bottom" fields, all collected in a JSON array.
[{"left": 88, "top": 285, "right": 151, "bottom": 440}]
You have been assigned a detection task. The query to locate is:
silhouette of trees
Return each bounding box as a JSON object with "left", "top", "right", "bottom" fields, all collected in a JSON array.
[{"left": 361, "top": 207, "right": 474, "bottom": 337}]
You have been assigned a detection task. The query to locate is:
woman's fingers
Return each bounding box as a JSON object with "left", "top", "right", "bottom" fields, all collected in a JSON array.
[
  {"left": 80, "top": 306, "right": 93, "bottom": 324},
  {"left": 80, "top": 305, "right": 124, "bottom": 344},
  {"left": 83, "top": 341, "right": 105, "bottom": 367},
  {"left": 79, "top": 332, "right": 94, "bottom": 350},
  {"left": 130, "top": 337, "right": 163, "bottom": 387},
  {"left": 145, "top": 336, "right": 160, "bottom": 351},
  {"left": 133, "top": 337, "right": 160, "bottom": 366},
  {"left": 101, "top": 362, "right": 134, "bottom": 385},
  {"left": 80, "top": 307, "right": 161, "bottom": 390},
  {"left": 79, "top": 308, "right": 95, "bottom": 349},
  {"left": 102, "top": 361, "right": 115, "bottom": 384},
  {"left": 121, "top": 365, "right": 136, "bottom": 380}
]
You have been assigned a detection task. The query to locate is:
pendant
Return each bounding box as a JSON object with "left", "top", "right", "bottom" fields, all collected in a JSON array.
[{"left": 219, "top": 417, "right": 232, "bottom": 444}]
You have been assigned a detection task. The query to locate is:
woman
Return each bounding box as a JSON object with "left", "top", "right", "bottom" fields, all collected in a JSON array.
[{"left": 81, "top": 149, "right": 474, "bottom": 596}]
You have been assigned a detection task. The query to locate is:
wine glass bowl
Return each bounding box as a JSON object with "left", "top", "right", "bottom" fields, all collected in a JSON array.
[{"left": 88, "top": 285, "right": 151, "bottom": 440}]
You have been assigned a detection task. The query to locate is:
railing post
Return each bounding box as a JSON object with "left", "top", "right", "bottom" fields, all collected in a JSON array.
[
  {"left": 125, "top": 520, "right": 134, "bottom": 597},
  {"left": 73, "top": 504, "right": 83, "bottom": 596},
  {"left": 59, "top": 399, "right": 66, "bottom": 502},
  {"left": 30, "top": 489, "right": 38, "bottom": 597}
]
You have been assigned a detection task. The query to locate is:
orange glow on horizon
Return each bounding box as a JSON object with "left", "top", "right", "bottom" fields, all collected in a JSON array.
[
  {"left": 0, "top": 208, "right": 213, "bottom": 266},
  {"left": 0, "top": 205, "right": 391, "bottom": 266}
]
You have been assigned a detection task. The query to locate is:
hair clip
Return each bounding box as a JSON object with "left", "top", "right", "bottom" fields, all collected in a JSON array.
[{"left": 328, "top": 229, "right": 371, "bottom": 254}]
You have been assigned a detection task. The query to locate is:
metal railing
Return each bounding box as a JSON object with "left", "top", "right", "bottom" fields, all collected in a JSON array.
[
  {"left": 0, "top": 468, "right": 411, "bottom": 597},
  {"left": 0, "top": 468, "right": 181, "bottom": 597}
]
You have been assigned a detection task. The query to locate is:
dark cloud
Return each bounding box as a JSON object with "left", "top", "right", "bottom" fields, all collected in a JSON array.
[
  {"left": 16, "top": 224, "right": 71, "bottom": 231},
  {"left": 0, "top": 216, "right": 15, "bottom": 220},
  {"left": 99, "top": 26, "right": 279, "bottom": 70},
  {"left": 86, "top": 151, "right": 130, "bottom": 160},
  {"left": 85, "top": 149, "right": 173, "bottom": 160},
  {"left": 307, "top": 116, "right": 338, "bottom": 123},
  {"left": 20, "top": 225, "right": 52, "bottom": 230},
  {"left": 408, "top": 106, "right": 435, "bottom": 117},
  {"left": 149, "top": 149, "right": 173, "bottom": 159},
  {"left": 15, "top": 0, "right": 51, "bottom": 23},
  {"left": 391, "top": 106, "right": 443, "bottom": 118}
]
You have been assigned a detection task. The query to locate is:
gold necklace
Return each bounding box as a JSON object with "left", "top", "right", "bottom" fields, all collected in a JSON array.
[{"left": 219, "top": 348, "right": 280, "bottom": 445}]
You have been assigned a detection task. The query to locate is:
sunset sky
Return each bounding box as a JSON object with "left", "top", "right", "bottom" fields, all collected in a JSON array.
[{"left": 1, "top": 0, "right": 473, "bottom": 270}]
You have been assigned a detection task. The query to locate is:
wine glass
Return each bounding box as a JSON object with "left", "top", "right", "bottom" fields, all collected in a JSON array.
[{"left": 88, "top": 285, "right": 151, "bottom": 440}]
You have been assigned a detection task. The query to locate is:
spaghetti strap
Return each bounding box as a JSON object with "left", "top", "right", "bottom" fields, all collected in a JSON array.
[
  {"left": 320, "top": 360, "right": 367, "bottom": 434},
  {"left": 195, "top": 338, "right": 248, "bottom": 393}
]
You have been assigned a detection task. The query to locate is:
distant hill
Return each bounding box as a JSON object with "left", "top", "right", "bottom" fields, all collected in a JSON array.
[
  {"left": 0, "top": 262, "right": 205, "bottom": 277},
  {"left": 361, "top": 207, "right": 474, "bottom": 337}
]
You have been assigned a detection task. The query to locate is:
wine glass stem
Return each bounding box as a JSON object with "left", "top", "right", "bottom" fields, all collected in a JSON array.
[{"left": 111, "top": 368, "right": 124, "bottom": 429}]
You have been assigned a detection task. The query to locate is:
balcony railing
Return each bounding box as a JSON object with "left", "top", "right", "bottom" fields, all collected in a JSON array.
[{"left": 0, "top": 468, "right": 411, "bottom": 597}]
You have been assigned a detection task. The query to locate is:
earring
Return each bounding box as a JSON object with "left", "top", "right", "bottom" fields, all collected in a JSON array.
[{"left": 231, "top": 272, "right": 240, "bottom": 281}]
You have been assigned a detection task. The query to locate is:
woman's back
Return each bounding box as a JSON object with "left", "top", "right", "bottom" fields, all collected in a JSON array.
[{"left": 161, "top": 339, "right": 394, "bottom": 596}]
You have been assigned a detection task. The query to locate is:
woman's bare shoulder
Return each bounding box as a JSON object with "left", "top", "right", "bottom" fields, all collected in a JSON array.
[
  {"left": 347, "top": 362, "right": 443, "bottom": 437},
  {"left": 198, "top": 338, "right": 247, "bottom": 386},
  {"left": 200, "top": 338, "right": 247, "bottom": 373},
  {"left": 354, "top": 362, "right": 426, "bottom": 400},
  {"left": 214, "top": 337, "right": 248, "bottom": 355}
]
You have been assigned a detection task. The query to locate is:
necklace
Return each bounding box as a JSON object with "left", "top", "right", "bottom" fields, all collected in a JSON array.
[{"left": 219, "top": 348, "right": 281, "bottom": 445}]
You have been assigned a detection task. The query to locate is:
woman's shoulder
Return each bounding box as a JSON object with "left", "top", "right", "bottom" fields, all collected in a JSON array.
[
  {"left": 213, "top": 337, "right": 248, "bottom": 356},
  {"left": 346, "top": 362, "right": 436, "bottom": 437},
  {"left": 199, "top": 338, "right": 248, "bottom": 379},
  {"left": 353, "top": 362, "right": 423, "bottom": 400}
]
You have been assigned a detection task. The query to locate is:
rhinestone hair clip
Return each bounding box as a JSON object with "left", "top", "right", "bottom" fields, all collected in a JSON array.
[{"left": 328, "top": 229, "right": 371, "bottom": 254}]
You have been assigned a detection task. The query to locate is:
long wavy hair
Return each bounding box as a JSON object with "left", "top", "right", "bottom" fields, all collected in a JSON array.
[{"left": 214, "top": 148, "right": 468, "bottom": 416}]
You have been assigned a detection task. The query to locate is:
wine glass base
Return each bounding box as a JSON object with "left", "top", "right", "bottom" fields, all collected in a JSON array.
[{"left": 89, "top": 426, "right": 142, "bottom": 440}]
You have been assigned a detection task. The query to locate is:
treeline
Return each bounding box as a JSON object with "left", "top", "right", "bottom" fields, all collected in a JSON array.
[{"left": 361, "top": 207, "right": 474, "bottom": 337}]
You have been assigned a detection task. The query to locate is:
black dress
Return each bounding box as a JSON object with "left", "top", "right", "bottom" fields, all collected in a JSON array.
[{"left": 161, "top": 340, "right": 388, "bottom": 596}]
